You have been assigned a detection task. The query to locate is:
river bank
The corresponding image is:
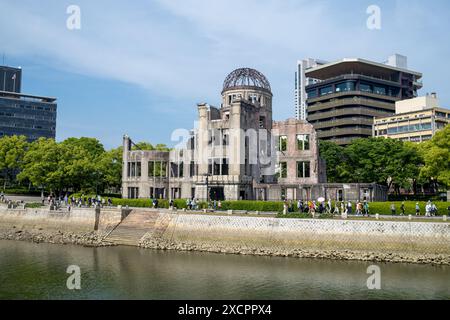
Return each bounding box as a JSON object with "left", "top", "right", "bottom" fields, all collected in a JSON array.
[{"left": 1, "top": 206, "right": 449, "bottom": 266}]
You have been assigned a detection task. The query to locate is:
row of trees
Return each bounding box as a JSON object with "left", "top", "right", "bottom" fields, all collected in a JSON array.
[
  {"left": 319, "top": 125, "right": 450, "bottom": 194},
  {"left": 0, "top": 136, "right": 169, "bottom": 195},
  {"left": 1, "top": 125, "right": 448, "bottom": 196}
]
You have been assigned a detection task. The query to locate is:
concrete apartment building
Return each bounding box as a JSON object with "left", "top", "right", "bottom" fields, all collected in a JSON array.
[
  {"left": 122, "top": 68, "right": 386, "bottom": 202},
  {"left": 373, "top": 93, "right": 450, "bottom": 142},
  {"left": 305, "top": 55, "right": 423, "bottom": 145},
  {"left": 0, "top": 65, "right": 57, "bottom": 141}
]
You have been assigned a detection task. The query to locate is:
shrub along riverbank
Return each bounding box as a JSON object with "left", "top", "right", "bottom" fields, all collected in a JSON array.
[{"left": 108, "top": 199, "right": 450, "bottom": 216}]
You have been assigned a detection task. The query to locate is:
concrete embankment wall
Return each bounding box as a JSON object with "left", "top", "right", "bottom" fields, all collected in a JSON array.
[
  {"left": 157, "top": 213, "right": 450, "bottom": 255},
  {"left": 0, "top": 206, "right": 125, "bottom": 233}
]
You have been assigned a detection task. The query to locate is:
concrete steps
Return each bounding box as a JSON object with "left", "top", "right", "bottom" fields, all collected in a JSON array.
[{"left": 106, "top": 210, "right": 161, "bottom": 246}]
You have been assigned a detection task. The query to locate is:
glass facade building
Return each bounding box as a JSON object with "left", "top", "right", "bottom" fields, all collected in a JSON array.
[
  {"left": 0, "top": 65, "right": 57, "bottom": 141},
  {"left": 0, "top": 91, "right": 57, "bottom": 141},
  {"left": 305, "top": 58, "right": 422, "bottom": 145}
]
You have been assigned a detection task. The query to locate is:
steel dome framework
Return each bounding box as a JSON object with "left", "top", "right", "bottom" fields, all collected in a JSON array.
[{"left": 222, "top": 68, "right": 272, "bottom": 93}]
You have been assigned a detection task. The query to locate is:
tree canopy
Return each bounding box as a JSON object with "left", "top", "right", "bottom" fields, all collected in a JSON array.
[
  {"left": 419, "top": 125, "right": 450, "bottom": 189},
  {"left": 319, "top": 137, "right": 423, "bottom": 192}
]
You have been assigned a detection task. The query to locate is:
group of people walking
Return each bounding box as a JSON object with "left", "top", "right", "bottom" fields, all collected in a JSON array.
[
  {"left": 42, "top": 194, "right": 113, "bottom": 208},
  {"left": 284, "top": 199, "right": 370, "bottom": 217},
  {"left": 389, "top": 201, "right": 438, "bottom": 216}
]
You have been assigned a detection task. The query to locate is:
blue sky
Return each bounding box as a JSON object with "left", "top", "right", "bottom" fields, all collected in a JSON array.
[{"left": 1, "top": 0, "right": 449, "bottom": 149}]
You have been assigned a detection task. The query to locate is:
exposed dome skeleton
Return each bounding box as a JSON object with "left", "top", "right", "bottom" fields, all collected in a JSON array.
[{"left": 222, "top": 68, "right": 272, "bottom": 93}]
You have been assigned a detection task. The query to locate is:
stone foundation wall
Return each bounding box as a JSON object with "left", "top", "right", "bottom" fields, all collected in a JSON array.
[{"left": 148, "top": 212, "right": 450, "bottom": 258}]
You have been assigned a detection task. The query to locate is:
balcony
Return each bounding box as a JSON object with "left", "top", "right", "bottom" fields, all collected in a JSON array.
[
  {"left": 308, "top": 106, "right": 393, "bottom": 122},
  {"left": 308, "top": 94, "right": 397, "bottom": 113},
  {"left": 308, "top": 90, "right": 399, "bottom": 105},
  {"left": 312, "top": 117, "right": 374, "bottom": 130},
  {"left": 317, "top": 127, "right": 373, "bottom": 139}
]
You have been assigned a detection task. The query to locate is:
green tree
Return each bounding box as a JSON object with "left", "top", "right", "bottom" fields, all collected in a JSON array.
[
  {"left": 419, "top": 125, "right": 450, "bottom": 190},
  {"left": 318, "top": 140, "right": 349, "bottom": 182},
  {"left": 97, "top": 147, "right": 123, "bottom": 192},
  {"left": 0, "top": 135, "right": 29, "bottom": 190},
  {"left": 17, "top": 138, "right": 62, "bottom": 193}
]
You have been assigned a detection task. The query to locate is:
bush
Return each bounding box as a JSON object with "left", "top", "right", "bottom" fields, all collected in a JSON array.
[
  {"left": 3, "top": 188, "right": 42, "bottom": 196},
  {"left": 219, "top": 201, "right": 286, "bottom": 212},
  {"left": 25, "top": 202, "right": 44, "bottom": 208},
  {"left": 367, "top": 201, "right": 450, "bottom": 216}
]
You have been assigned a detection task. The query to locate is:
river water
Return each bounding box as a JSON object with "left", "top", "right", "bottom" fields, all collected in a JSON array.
[{"left": 0, "top": 240, "right": 448, "bottom": 300}]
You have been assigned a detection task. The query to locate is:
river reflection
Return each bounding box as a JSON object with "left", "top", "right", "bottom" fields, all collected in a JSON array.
[{"left": 0, "top": 240, "right": 448, "bottom": 300}]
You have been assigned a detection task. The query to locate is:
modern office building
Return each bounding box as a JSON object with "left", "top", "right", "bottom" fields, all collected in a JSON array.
[
  {"left": 373, "top": 93, "right": 450, "bottom": 142},
  {"left": 294, "top": 58, "right": 327, "bottom": 120},
  {"left": 122, "top": 67, "right": 386, "bottom": 202},
  {"left": 0, "top": 65, "right": 57, "bottom": 141},
  {"left": 305, "top": 57, "right": 423, "bottom": 145},
  {"left": 0, "top": 66, "right": 22, "bottom": 93}
]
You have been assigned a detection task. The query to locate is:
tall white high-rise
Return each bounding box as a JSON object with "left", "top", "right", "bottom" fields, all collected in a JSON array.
[{"left": 294, "top": 58, "right": 327, "bottom": 120}]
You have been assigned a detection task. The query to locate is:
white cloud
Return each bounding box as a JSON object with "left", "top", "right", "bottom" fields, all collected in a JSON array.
[{"left": 0, "top": 0, "right": 448, "bottom": 117}]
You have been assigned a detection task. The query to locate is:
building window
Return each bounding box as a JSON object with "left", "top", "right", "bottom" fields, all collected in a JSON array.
[
  {"left": 360, "top": 83, "right": 372, "bottom": 93},
  {"left": 335, "top": 81, "right": 355, "bottom": 93},
  {"left": 374, "top": 85, "right": 387, "bottom": 95},
  {"left": 297, "top": 161, "right": 311, "bottom": 178},
  {"left": 319, "top": 86, "right": 333, "bottom": 96},
  {"left": 222, "top": 158, "right": 229, "bottom": 176},
  {"left": 148, "top": 161, "right": 154, "bottom": 177},
  {"left": 155, "top": 162, "right": 167, "bottom": 178},
  {"left": 297, "top": 134, "right": 310, "bottom": 150},
  {"left": 307, "top": 89, "right": 317, "bottom": 99},
  {"left": 259, "top": 116, "right": 266, "bottom": 128},
  {"left": 128, "top": 187, "right": 139, "bottom": 199},
  {"left": 279, "top": 162, "right": 287, "bottom": 178},
  {"left": 279, "top": 136, "right": 287, "bottom": 152},
  {"left": 213, "top": 159, "right": 221, "bottom": 175},
  {"left": 127, "top": 162, "right": 141, "bottom": 177},
  {"left": 222, "top": 129, "right": 229, "bottom": 146}
]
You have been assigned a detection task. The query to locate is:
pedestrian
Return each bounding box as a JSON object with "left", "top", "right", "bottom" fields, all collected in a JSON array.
[
  {"left": 297, "top": 199, "right": 303, "bottom": 213},
  {"left": 391, "top": 203, "right": 396, "bottom": 216},
  {"left": 356, "top": 201, "right": 362, "bottom": 216},
  {"left": 169, "top": 199, "right": 174, "bottom": 210},
  {"left": 363, "top": 201, "right": 370, "bottom": 217},
  {"left": 283, "top": 201, "right": 288, "bottom": 215},
  {"left": 333, "top": 202, "right": 340, "bottom": 216},
  {"left": 400, "top": 202, "right": 405, "bottom": 216},
  {"left": 415, "top": 202, "right": 420, "bottom": 216},
  {"left": 347, "top": 201, "right": 353, "bottom": 215},
  {"left": 425, "top": 201, "right": 431, "bottom": 217},
  {"left": 431, "top": 202, "right": 437, "bottom": 216},
  {"left": 327, "top": 199, "right": 332, "bottom": 214},
  {"left": 218, "top": 200, "right": 222, "bottom": 210}
]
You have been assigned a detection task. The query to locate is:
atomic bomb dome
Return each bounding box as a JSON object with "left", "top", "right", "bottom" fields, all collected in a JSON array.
[{"left": 222, "top": 68, "right": 272, "bottom": 94}]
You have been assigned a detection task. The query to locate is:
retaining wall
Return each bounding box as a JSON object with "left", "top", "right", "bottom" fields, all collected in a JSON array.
[
  {"left": 157, "top": 213, "right": 450, "bottom": 255},
  {"left": 0, "top": 206, "right": 124, "bottom": 233}
]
